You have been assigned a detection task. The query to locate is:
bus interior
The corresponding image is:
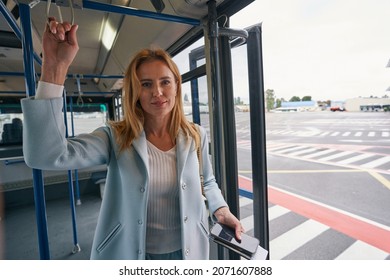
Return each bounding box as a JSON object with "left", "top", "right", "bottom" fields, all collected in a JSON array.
[{"left": 0, "top": 0, "right": 269, "bottom": 260}]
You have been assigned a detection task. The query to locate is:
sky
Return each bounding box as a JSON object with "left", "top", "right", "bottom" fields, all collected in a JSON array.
[
  {"left": 229, "top": 0, "right": 390, "bottom": 103},
  {"left": 175, "top": 0, "right": 390, "bottom": 104}
]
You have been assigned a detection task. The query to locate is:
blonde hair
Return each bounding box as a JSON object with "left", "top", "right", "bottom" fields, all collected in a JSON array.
[{"left": 110, "top": 48, "right": 200, "bottom": 152}]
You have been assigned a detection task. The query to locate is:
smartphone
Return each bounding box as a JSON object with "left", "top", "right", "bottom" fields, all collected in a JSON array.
[{"left": 210, "top": 223, "right": 259, "bottom": 258}]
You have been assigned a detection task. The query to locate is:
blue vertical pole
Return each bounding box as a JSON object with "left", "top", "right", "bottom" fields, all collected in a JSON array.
[
  {"left": 19, "top": 3, "right": 50, "bottom": 260},
  {"left": 0, "top": 1, "right": 42, "bottom": 65},
  {"left": 69, "top": 98, "right": 82, "bottom": 205},
  {"left": 62, "top": 93, "right": 81, "bottom": 253}
]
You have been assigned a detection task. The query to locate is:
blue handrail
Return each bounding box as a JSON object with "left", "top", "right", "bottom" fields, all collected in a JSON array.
[
  {"left": 0, "top": 71, "right": 124, "bottom": 79},
  {"left": 0, "top": 1, "right": 42, "bottom": 65},
  {"left": 19, "top": 3, "right": 50, "bottom": 260},
  {"left": 62, "top": 90, "right": 81, "bottom": 254},
  {"left": 82, "top": 0, "right": 200, "bottom": 26}
]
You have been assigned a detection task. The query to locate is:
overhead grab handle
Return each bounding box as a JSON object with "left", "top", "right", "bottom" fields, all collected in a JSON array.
[
  {"left": 219, "top": 27, "right": 248, "bottom": 40},
  {"left": 46, "top": 0, "right": 83, "bottom": 25},
  {"left": 75, "top": 76, "right": 84, "bottom": 107},
  {"left": 219, "top": 27, "right": 248, "bottom": 48},
  {"left": 205, "top": 13, "right": 248, "bottom": 46}
]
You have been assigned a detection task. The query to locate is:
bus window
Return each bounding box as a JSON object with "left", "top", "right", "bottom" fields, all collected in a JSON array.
[
  {"left": 65, "top": 103, "right": 109, "bottom": 135},
  {"left": 0, "top": 103, "right": 24, "bottom": 146}
]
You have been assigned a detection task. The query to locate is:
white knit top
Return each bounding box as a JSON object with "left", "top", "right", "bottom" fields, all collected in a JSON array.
[{"left": 145, "top": 140, "right": 181, "bottom": 254}]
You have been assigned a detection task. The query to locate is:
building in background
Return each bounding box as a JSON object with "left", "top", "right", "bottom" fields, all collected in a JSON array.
[
  {"left": 271, "top": 100, "right": 319, "bottom": 112},
  {"left": 345, "top": 97, "right": 390, "bottom": 112}
]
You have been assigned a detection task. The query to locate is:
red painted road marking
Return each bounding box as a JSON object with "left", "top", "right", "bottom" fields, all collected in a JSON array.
[{"left": 238, "top": 175, "right": 390, "bottom": 253}]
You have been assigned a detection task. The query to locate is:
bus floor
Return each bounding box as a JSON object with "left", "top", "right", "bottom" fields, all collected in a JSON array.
[
  {"left": 2, "top": 193, "right": 101, "bottom": 260},
  {"left": 4, "top": 190, "right": 388, "bottom": 260}
]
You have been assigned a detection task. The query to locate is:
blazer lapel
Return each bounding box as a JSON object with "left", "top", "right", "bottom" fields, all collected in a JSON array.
[
  {"left": 176, "top": 130, "right": 193, "bottom": 179},
  {"left": 132, "top": 131, "right": 149, "bottom": 172}
]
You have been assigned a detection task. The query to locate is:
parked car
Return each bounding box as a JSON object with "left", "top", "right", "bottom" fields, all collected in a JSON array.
[{"left": 330, "top": 106, "right": 346, "bottom": 112}]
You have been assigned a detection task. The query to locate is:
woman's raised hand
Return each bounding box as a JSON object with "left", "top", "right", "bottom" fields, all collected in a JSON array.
[{"left": 40, "top": 17, "right": 79, "bottom": 85}]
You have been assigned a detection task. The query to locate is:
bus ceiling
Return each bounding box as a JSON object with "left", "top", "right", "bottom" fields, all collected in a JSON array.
[{"left": 0, "top": 0, "right": 254, "bottom": 95}]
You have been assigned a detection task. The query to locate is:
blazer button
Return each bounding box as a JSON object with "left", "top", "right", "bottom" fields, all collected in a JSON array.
[
  {"left": 185, "top": 249, "right": 189, "bottom": 256},
  {"left": 138, "top": 219, "right": 143, "bottom": 225},
  {"left": 140, "top": 187, "right": 145, "bottom": 193},
  {"left": 181, "top": 183, "right": 187, "bottom": 190},
  {"left": 184, "top": 216, "right": 188, "bottom": 222},
  {"left": 138, "top": 250, "right": 142, "bottom": 255}
]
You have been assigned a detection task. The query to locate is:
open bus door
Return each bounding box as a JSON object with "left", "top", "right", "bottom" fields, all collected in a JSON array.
[{"left": 182, "top": 2, "right": 269, "bottom": 258}]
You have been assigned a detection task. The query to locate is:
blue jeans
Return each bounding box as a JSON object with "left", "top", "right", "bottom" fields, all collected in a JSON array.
[{"left": 145, "top": 249, "right": 183, "bottom": 260}]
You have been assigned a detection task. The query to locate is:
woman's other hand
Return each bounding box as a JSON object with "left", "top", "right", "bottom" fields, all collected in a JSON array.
[{"left": 213, "top": 207, "right": 244, "bottom": 240}]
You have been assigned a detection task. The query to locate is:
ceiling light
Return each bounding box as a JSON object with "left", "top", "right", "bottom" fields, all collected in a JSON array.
[{"left": 102, "top": 21, "right": 116, "bottom": 51}]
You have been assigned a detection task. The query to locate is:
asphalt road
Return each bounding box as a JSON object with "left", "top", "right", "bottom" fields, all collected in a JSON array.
[{"left": 232, "top": 111, "right": 390, "bottom": 259}]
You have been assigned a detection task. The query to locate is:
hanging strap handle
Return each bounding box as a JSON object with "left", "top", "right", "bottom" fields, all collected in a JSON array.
[
  {"left": 75, "top": 76, "right": 84, "bottom": 107},
  {"left": 46, "top": 0, "right": 75, "bottom": 25}
]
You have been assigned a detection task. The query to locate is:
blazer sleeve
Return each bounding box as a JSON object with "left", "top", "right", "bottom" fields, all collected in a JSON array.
[
  {"left": 197, "top": 125, "right": 228, "bottom": 217},
  {"left": 21, "top": 97, "right": 111, "bottom": 171}
]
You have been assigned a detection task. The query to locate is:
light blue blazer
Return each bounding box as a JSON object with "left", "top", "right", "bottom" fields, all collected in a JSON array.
[{"left": 21, "top": 97, "right": 228, "bottom": 260}]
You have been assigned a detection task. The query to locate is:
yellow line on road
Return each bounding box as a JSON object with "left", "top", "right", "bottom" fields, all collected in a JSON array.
[
  {"left": 238, "top": 169, "right": 390, "bottom": 190},
  {"left": 239, "top": 169, "right": 364, "bottom": 174},
  {"left": 368, "top": 171, "right": 390, "bottom": 190}
]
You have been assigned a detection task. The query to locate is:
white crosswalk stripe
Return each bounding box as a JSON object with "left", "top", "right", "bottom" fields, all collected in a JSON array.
[
  {"left": 269, "top": 219, "right": 329, "bottom": 260},
  {"left": 271, "top": 146, "right": 304, "bottom": 153},
  {"left": 360, "top": 156, "right": 390, "bottom": 169},
  {"left": 303, "top": 119, "right": 390, "bottom": 125},
  {"left": 301, "top": 148, "right": 336, "bottom": 159},
  {"left": 335, "top": 240, "right": 390, "bottom": 260},
  {"left": 267, "top": 144, "right": 292, "bottom": 151},
  {"left": 240, "top": 199, "right": 390, "bottom": 260},
  {"left": 239, "top": 196, "right": 253, "bottom": 207},
  {"left": 336, "top": 153, "right": 375, "bottom": 165},
  {"left": 268, "top": 205, "right": 291, "bottom": 220},
  {"left": 265, "top": 130, "right": 389, "bottom": 138},
  {"left": 264, "top": 143, "right": 390, "bottom": 172},
  {"left": 286, "top": 147, "right": 318, "bottom": 156},
  {"left": 267, "top": 144, "right": 390, "bottom": 171},
  {"left": 317, "top": 151, "right": 355, "bottom": 161}
]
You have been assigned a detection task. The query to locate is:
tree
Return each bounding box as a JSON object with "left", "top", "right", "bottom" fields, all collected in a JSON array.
[
  {"left": 289, "top": 96, "right": 301, "bottom": 102},
  {"left": 275, "top": 98, "right": 282, "bottom": 108},
  {"left": 302, "top": 95, "right": 312, "bottom": 101},
  {"left": 234, "top": 96, "right": 244, "bottom": 105},
  {"left": 265, "top": 89, "right": 275, "bottom": 112}
]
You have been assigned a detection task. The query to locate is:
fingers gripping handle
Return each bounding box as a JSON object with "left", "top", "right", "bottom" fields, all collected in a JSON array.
[{"left": 46, "top": 0, "right": 82, "bottom": 25}]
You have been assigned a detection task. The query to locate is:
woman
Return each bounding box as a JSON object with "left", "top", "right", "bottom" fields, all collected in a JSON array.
[{"left": 22, "top": 18, "right": 243, "bottom": 260}]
